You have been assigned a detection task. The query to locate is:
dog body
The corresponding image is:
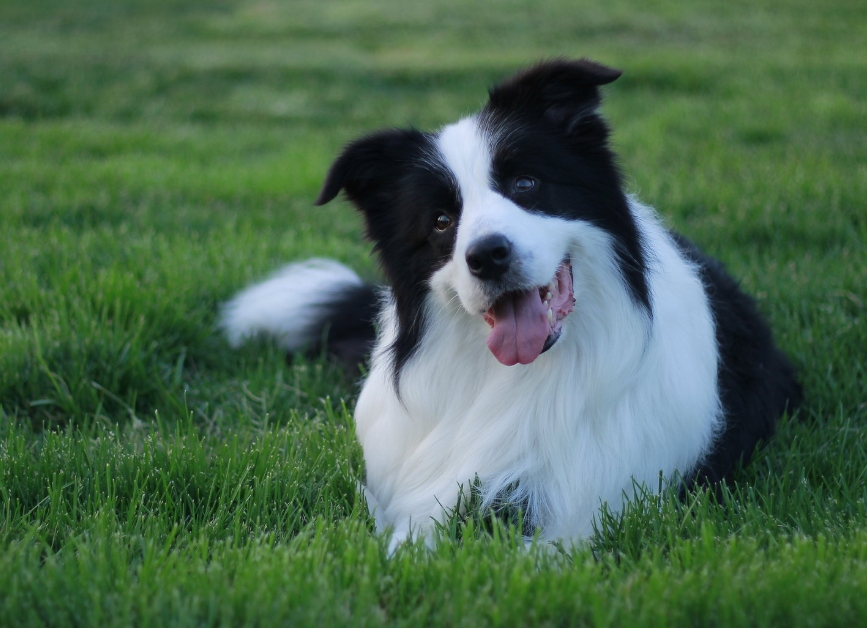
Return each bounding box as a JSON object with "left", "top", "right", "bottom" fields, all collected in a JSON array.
[{"left": 222, "top": 60, "right": 801, "bottom": 547}]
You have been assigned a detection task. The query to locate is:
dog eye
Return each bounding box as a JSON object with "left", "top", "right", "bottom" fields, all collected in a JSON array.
[
  {"left": 514, "top": 176, "right": 536, "bottom": 193},
  {"left": 434, "top": 213, "right": 452, "bottom": 231}
]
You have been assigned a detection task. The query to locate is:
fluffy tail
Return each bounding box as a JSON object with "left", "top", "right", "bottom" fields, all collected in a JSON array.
[{"left": 219, "top": 258, "right": 380, "bottom": 366}]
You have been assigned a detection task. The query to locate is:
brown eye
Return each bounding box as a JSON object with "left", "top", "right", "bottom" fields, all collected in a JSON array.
[
  {"left": 514, "top": 176, "right": 536, "bottom": 192},
  {"left": 435, "top": 213, "right": 452, "bottom": 231}
]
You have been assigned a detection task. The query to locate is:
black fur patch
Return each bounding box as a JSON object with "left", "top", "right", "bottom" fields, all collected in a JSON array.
[
  {"left": 671, "top": 234, "right": 803, "bottom": 486},
  {"left": 304, "top": 283, "right": 381, "bottom": 368},
  {"left": 315, "top": 129, "right": 462, "bottom": 384}
]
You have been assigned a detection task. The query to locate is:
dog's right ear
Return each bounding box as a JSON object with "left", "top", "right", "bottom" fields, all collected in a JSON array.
[
  {"left": 486, "top": 58, "right": 621, "bottom": 135},
  {"left": 315, "top": 129, "right": 428, "bottom": 207}
]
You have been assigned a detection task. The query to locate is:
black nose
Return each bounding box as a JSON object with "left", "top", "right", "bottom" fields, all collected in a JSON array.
[{"left": 466, "top": 234, "right": 513, "bottom": 280}]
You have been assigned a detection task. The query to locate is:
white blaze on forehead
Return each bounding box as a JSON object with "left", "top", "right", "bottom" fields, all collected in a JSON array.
[
  {"left": 435, "top": 117, "right": 491, "bottom": 211},
  {"left": 434, "top": 116, "right": 520, "bottom": 252}
]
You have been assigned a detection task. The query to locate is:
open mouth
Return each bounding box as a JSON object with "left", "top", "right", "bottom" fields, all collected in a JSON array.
[{"left": 482, "top": 259, "right": 574, "bottom": 366}]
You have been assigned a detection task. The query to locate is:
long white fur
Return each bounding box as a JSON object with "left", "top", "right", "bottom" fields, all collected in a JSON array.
[
  {"left": 355, "top": 116, "right": 722, "bottom": 549},
  {"left": 220, "top": 258, "right": 363, "bottom": 351}
]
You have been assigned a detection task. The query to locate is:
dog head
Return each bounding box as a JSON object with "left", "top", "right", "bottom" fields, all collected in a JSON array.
[{"left": 316, "top": 59, "right": 649, "bottom": 372}]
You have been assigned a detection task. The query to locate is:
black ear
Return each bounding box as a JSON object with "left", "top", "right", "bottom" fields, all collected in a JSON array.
[
  {"left": 485, "top": 58, "right": 621, "bottom": 131},
  {"left": 315, "top": 129, "right": 428, "bottom": 207}
]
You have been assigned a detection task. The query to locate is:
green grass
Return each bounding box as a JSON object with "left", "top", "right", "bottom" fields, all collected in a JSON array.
[{"left": 1, "top": 0, "right": 866, "bottom": 625}]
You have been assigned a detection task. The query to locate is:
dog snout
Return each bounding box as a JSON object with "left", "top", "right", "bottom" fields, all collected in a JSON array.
[{"left": 465, "top": 234, "right": 513, "bottom": 280}]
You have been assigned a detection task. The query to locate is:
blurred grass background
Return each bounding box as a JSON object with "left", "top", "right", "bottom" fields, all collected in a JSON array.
[{"left": 1, "top": 0, "right": 866, "bottom": 625}]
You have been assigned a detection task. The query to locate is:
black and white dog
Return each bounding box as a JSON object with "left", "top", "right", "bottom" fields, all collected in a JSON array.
[{"left": 221, "top": 59, "right": 801, "bottom": 548}]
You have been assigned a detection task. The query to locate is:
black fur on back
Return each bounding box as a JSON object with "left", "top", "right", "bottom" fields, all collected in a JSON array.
[{"left": 672, "top": 234, "right": 803, "bottom": 487}]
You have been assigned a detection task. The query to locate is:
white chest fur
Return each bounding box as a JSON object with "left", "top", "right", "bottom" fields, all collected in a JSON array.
[{"left": 355, "top": 202, "right": 722, "bottom": 547}]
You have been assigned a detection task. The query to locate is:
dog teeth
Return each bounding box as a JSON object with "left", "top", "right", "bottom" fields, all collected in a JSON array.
[
  {"left": 547, "top": 281, "right": 556, "bottom": 292},
  {"left": 545, "top": 291, "right": 552, "bottom": 301},
  {"left": 547, "top": 308, "right": 554, "bottom": 324}
]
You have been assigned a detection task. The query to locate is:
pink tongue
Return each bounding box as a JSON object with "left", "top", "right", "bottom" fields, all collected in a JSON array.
[{"left": 485, "top": 288, "right": 549, "bottom": 366}]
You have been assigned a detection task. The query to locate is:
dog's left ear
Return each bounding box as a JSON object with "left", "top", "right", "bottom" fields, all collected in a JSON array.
[
  {"left": 315, "top": 129, "right": 428, "bottom": 209},
  {"left": 486, "top": 58, "right": 621, "bottom": 133}
]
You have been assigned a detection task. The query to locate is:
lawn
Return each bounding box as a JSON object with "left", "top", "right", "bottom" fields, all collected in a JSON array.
[{"left": 1, "top": 0, "right": 866, "bottom": 625}]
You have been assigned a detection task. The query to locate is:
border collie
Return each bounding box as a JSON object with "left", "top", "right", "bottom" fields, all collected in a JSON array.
[{"left": 221, "top": 59, "right": 801, "bottom": 548}]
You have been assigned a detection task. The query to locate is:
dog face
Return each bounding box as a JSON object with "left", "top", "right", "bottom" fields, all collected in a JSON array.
[{"left": 316, "top": 59, "right": 650, "bottom": 372}]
